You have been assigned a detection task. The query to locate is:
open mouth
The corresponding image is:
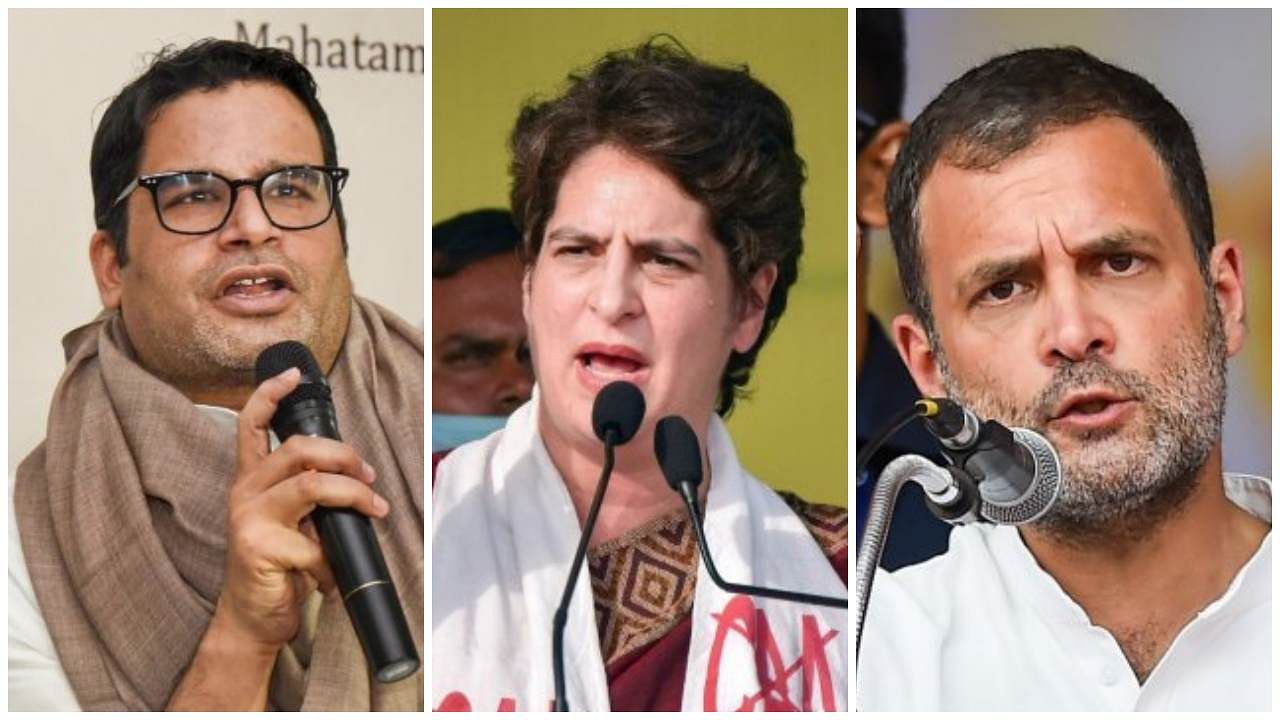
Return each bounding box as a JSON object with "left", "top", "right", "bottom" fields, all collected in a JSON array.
[
  {"left": 1064, "top": 398, "right": 1111, "bottom": 415},
  {"left": 575, "top": 344, "right": 650, "bottom": 387},
  {"left": 214, "top": 266, "right": 296, "bottom": 315},
  {"left": 1050, "top": 391, "right": 1135, "bottom": 431},
  {"left": 223, "top": 276, "right": 287, "bottom": 298},
  {"left": 581, "top": 352, "right": 644, "bottom": 375}
]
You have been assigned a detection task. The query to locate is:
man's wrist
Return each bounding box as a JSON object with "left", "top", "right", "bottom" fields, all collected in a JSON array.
[
  {"left": 205, "top": 600, "right": 283, "bottom": 663},
  {"left": 166, "top": 604, "right": 280, "bottom": 711}
]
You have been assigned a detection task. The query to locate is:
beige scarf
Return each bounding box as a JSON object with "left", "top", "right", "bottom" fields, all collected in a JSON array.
[{"left": 15, "top": 296, "right": 424, "bottom": 711}]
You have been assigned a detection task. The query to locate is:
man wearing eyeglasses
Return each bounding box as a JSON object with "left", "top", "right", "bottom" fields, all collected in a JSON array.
[{"left": 10, "top": 40, "right": 423, "bottom": 711}]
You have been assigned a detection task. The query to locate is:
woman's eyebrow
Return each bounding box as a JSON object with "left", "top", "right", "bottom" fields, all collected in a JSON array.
[
  {"left": 545, "top": 226, "right": 600, "bottom": 244},
  {"left": 633, "top": 236, "right": 702, "bottom": 261}
]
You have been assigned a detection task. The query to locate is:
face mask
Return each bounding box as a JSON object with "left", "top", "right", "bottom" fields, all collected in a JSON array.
[{"left": 432, "top": 413, "right": 508, "bottom": 453}]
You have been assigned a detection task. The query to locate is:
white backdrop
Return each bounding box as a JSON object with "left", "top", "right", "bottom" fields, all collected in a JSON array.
[{"left": 8, "top": 9, "right": 424, "bottom": 472}]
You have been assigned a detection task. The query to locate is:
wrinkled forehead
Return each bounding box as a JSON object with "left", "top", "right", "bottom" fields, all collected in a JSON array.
[
  {"left": 917, "top": 119, "right": 1193, "bottom": 300},
  {"left": 536, "top": 145, "right": 721, "bottom": 249}
]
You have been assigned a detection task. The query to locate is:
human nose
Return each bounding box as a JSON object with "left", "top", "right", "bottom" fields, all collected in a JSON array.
[
  {"left": 216, "top": 185, "right": 278, "bottom": 249},
  {"left": 587, "top": 239, "right": 643, "bottom": 323},
  {"left": 1038, "top": 276, "right": 1114, "bottom": 365}
]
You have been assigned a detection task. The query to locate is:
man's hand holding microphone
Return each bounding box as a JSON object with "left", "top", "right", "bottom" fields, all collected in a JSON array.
[{"left": 167, "top": 367, "right": 387, "bottom": 710}]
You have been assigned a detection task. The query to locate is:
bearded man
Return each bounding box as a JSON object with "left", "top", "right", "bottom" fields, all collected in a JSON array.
[
  {"left": 856, "top": 47, "right": 1270, "bottom": 711},
  {"left": 10, "top": 40, "right": 424, "bottom": 711}
]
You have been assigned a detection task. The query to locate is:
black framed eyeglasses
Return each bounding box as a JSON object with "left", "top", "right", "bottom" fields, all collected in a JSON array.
[{"left": 103, "top": 165, "right": 350, "bottom": 235}]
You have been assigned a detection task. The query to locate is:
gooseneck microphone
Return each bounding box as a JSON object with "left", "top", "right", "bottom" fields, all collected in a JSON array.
[
  {"left": 919, "top": 398, "right": 1062, "bottom": 525},
  {"left": 551, "top": 381, "right": 645, "bottom": 713},
  {"left": 855, "top": 399, "right": 1062, "bottom": 659},
  {"left": 654, "top": 415, "right": 847, "bottom": 609},
  {"left": 254, "top": 342, "right": 419, "bottom": 684}
]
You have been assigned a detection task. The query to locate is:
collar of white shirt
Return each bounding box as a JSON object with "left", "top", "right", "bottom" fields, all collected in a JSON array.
[
  {"left": 997, "top": 473, "right": 1271, "bottom": 624},
  {"left": 858, "top": 473, "right": 1272, "bottom": 711}
]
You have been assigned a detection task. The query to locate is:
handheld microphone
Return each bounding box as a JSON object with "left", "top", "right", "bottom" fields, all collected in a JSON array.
[
  {"left": 653, "top": 415, "right": 847, "bottom": 609},
  {"left": 920, "top": 398, "right": 1062, "bottom": 525},
  {"left": 254, "top": 342, "right": 419, "bottom": 684},
  {"left": 552, "top": 381, "right": 645, "bottom": 712}
]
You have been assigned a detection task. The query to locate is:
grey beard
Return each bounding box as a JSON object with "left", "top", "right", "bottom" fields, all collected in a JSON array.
[{"left": 932, "top": 301, "right": 1228, "bottom": 547}]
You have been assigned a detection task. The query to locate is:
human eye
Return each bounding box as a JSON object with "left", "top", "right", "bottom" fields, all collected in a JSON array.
[
  {"left": 444, "top": 344, "right": 496, "bottom": 370},
  {"left": 1099, "top": 253, "right": 1146, "bottom": 277},
  {"left": 639, "top": 246, "right": 691, "bottom": 273},
  {"left": 649, "top": 253, "right": 687, "bottom": 269},
  {"left": 267, "top": 172, "right": 318, "bottom": 201},
  {"left": 553, "top": 241, "right": 595, "bottom": 259},
  {"left": 975, "top": 278, "right": 1029, "bottom": 307},
  {"left": 164, "top": 187, "right": 221, "bottom": 208}
]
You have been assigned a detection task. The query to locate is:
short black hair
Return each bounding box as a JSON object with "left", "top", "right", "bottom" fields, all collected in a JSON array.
[
  {"left": 856, "top": 9, "right": 906, "bottom": 122},
  {"left": 432, "top": 208, "right": 520, "bottom": 279},
  {"left": 91, "top": 39, "right": 345, "bottom": 266},
  {"left": 887, "top": 46, "right": 1214, "bottom": 333}
]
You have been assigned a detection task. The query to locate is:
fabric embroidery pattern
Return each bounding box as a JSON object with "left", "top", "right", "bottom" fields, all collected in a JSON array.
[
  {"left": 586, "top": 492, "right": 847, "bottom": 665},
  {"left": 778, "top": 491, "right": 849, "bottom": 558},
  {"left": 588, "top": 509, "right": 698, "bottom": 664}
]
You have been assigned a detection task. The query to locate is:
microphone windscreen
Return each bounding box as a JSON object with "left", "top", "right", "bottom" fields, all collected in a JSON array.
[
  {"left": 654, "top": 415, "right": 702, "bottom": 491},
  {"left": 980, "top": 427, "right": 1062, "bottom": 525},
  {"left": 255, "top": 340, "right": 324, "bottom": 386},
  {"left": 591, "top": 381, "right": 645, "bottom": 445}
]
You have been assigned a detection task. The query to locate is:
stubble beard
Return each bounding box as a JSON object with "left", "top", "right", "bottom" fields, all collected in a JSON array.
[
  {"left": 188, "top": 308, "right": 321, "bottom": 376},
  {"left": 132, "top": 252, "right": 350, "bottom": 397},
  {"left": 932, "top": 297, "right": 1229, "bottom": 548}
]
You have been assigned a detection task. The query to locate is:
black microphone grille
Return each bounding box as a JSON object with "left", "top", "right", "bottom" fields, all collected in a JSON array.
[
  {"left": 255, "top": 341, "right": 324, "bottom": 386},
  {"left": 654, "top": 415, "right": 702, "bottom": 492},
  {"left": 591, "top": 381, "right": 646, "bottom": 446}
]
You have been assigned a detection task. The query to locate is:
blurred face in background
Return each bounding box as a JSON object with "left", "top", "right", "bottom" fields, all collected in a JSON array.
[
  {"left": 432, "top": 250, "right": 532, "bottom": 416},
  {"left": 855, "top": 113, "right": 908, "bottom": 375}
]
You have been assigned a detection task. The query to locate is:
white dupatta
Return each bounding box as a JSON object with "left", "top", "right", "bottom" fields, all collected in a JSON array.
[{"left": 432, "top": 395, "right": 847, "bottom": 711}]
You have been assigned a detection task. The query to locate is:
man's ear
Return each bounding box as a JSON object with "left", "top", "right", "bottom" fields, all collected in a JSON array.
[
  {"left": 891, "top": 312, "right": 947, "bottom": 398},
  {"left": 731, "top": 262, "right": 779, "bottom": 352},
  {"left": 1207, "top": 239, "right": 1246, "bottom": 355},
  {"left": 90, "top": 230, "right": 123, "bottom": 309},
  {"left": 856, "top": 120, "right": 909, "bottom": 230}
]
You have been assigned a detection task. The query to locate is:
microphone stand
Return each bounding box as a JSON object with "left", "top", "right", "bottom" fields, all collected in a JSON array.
[
  {"left": 674, "top": 481, "right": 848, "bottom": 609},
  {"left": 551, "top": 429, "right": 617, "bottom": 712},
  {"left": 854, "top": 454, "right": 956, "bottom": 659}
]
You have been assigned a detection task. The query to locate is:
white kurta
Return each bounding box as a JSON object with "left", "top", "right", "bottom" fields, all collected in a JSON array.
[{"left": 857, "top": 474, "right": 1272, "bottom": 711}]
